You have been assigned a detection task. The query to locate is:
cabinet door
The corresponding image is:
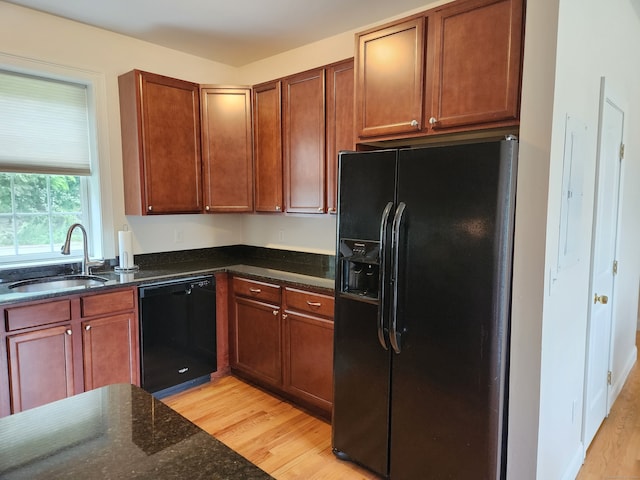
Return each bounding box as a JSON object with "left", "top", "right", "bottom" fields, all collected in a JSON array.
[
  {"left": 82, "top": 312, "right": 140, "bottom": 391},
  {"left": 231, "top": 297, "right": 282, "bottom": 387},
  {"left": 253, "top": 81, "right": 284, "bottom": 213},
  {"left": 283, "top": 311, "right": 334, "bottom": 413},
  {"left": 201, "top": 87, "right": 254, "bottom": 213},
  {"left": 7, "top": 325, "right": 74, "bottom": 413},
  {"left": 429, "top": 0, "right": 523, "bottom": 130},
  {"left": 283, "top": 69, "right": 326, "bottom": 214},
  {"left": 356, "top": 17, "right": 425, "bottom": 138},
  {"left": 119, "top": 70, "right": 202, "bottom": 215},
  {"left": 326, "top": 58, "right": 354, "bottom": 215}
]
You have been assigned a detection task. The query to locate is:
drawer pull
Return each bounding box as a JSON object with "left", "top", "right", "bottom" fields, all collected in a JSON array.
[
  {"left": 306, "top": 301, "right": 322, "bottom": 308},
  {"left": 249, "top": 288, "right": 262, "bottom": 294}
]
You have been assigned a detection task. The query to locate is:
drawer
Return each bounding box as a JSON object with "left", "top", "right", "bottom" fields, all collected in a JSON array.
[
  {"left": 5, "top": 299, "right": 72, "bottom": 331},
  {"left": 285, "top": 287, "right": 334, "bottom": 318},
  {"left": 81, "top": 288, "right": 136, "bottom": 318},
  {"left": 233, "top": 277, "right": 281, "bottom": 304}
]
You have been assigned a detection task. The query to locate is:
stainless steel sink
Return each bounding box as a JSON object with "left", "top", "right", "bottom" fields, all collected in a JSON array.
[{"left": 8, "top": 275, "right": 109, "bottom": 293}]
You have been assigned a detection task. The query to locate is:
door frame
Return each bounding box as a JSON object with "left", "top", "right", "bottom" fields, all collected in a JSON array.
[{"left": 581, "top": 76, "right": 625, "bottom": 454}]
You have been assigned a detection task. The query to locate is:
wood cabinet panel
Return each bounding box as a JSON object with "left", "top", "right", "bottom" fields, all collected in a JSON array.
[
  {"left": 5, "top": 298, "right": 71, "bottom": 331},
  {"left": 81, "top": 289, "right": 135, "bottom": 318},
  {"left": 82, "top": 312, "right": 139, "bottom": 390},
  {"left": 2, "top": 286, "right": 139, "bottom": 416},
  {"left": 429, "top": 0, "right": 523, "bottom": 130},
  {"left": 232, "top": 277, "right": 281, "bottom": 304},
  {"left": 201, "top": 87, "right": 254, "bottom": 213},
  {"left": 356, "top": 17, "right": 425, "bottom": 138},
  {"left": 253, "top": 81, "right": 283, "bottom": 213},
  {"left": 283, "top": 311, "right": 333, "bottom": 412},
  {"left": 354, "top": 0, "right": 523, "bottom": 141},
  {"left": 7, "top": 325, "right": 74, "bottom": 413},
  {"left": 119, "top": 69, "right": 202, "bottom": 215},
  {"left": 231, "top": 297, "right": 282, "bottom": 387},
  {"left": 284, "top": 287, "right": 334, "bottom": 318},
  {"left": 326, "top": 58, "right": 355, "bottom": 214},
  {"left": 283, "top": 69, "right": 326, "bottom": 214}
]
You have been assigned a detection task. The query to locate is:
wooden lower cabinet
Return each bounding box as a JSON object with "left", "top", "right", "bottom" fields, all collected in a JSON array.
[
  {"left": 283, "top": 311, "right": 333, "bottom": 412},
  {"left": 229, "top": 276, "right": 334, "bottom": 418},
  {"left": 232, "top": 296, "right": 282, "bottom": 387},
  {"left": 7, "top": 325, "right": 75, "bottom": 413},
  {"left": 82, "top": 312, "right": 139, "bottom": 391},
  {"left": 2, "top": 286, "right": 139, "bottom": 416}
]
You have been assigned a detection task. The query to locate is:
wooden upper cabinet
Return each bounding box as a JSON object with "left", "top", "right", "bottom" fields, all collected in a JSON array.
[
  {"left": 355, "top": 17, "right": 426, "bottom": 138},
  {"left": 429, "top": 0, "right": 524, "bottom": 130},
  {"left": 354, "top": 0, "right": 524, "bottom": 141},
  {"left": 201, "top": 86, "right": 254, "bottom": 213},
  {"left": 326, "top": 58, "right": 355, "bottom": 215},
  {"left": 118, "top": 69, "right": 202, "bottom": 215},
  {"left": 253, "top": 81, "right": 284, "bottom": 213},
  {"left": 283, "top": 68, "right": 326, "bottom": 214}
]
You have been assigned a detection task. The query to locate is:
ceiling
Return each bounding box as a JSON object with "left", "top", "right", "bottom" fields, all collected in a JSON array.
[{"left": 5, "top": 0, "right": 436, "bottom": 66}]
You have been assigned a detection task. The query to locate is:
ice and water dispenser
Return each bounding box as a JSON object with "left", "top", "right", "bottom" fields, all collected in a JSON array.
[{"left": 339, "top": 239, "right": 380, "bottom": 300}]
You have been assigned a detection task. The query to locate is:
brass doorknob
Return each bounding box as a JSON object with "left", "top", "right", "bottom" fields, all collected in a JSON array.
[{"left": 594, "top": 294, "right": 609, "bottom": 304}]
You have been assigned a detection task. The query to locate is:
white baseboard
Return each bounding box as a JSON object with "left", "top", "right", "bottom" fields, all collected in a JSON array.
[
  {"left": 608, "top": 344, "right": 638, "bottom": 407},
  {"left": 561, "top": 444, "right": 585, "bottom": 480}
]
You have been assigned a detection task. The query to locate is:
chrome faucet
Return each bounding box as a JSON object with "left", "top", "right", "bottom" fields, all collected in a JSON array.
[{"left": 61, "top": 223, "right": 104, "bottom": 275}]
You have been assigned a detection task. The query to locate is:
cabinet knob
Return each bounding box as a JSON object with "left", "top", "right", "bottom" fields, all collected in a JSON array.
[
  {"left": 147, "top": 205, "right": 153, "bottom": 212},
  {"left": 328, "top": 207, "right": 336, "bottom": 214},
  {"left": 429, "top": 117, "right": 437, "bottom": 126},
  {"left": 205, "top": 205, "right": 210, "bottom": 211},
  {"left": 65, "top": 329, "right": 72, "bottom": 336},
  {"left": 272, "top": 310, "right": 279, "bottom": 316},
  {"left": 410, "top": 119, "right": 419, "bottom": 128},
  {"left": 282, "top": 313, "right": 288, "bottom": 319},
  {"left": 317, "top": 207, "right": 324, "bottom": 213},
  {"left": 275, "top": 205, "right": 281, "bottom": 211},
  {"left": 85, "top": 325, "right": 91, "bottom": 331}
]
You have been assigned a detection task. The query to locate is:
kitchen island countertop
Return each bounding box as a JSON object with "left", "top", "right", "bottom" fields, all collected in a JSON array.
[{"left": 0, "top": 383, "right": 273, "bottom": 479}]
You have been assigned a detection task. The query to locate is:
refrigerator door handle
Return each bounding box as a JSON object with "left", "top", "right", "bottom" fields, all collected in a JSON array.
[
  {"left": 377, "top": 201, "right": 394, "bottom": 350},
  {"left": 389, "top": 202, "right": 406, "bottom": 354}
]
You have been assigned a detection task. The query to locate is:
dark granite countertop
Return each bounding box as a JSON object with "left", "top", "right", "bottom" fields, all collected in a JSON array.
[
  {"left": 0, "top": 383, "right": 273, "bottom": 479},
  {"left": 0, "top": 245, "right": 335, "bottom": 306}
]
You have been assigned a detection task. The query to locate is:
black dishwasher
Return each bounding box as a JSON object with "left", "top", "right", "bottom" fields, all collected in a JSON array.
[{"left": 139, "top": 275, "right": 216, "bottom": 397}]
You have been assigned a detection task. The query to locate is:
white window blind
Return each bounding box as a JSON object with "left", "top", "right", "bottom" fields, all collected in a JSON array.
[{"left": 0, "top": 70, "right": 92, "bottom": 175}]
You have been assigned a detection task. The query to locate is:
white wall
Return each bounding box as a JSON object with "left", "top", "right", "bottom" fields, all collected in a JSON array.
[
  {"left": 0, "top": 1, "right": 245, "bottom": 258},
  {"left": 505, "top": 0, "right": 559, "bottom": 476},
  {"left": 532, "top": 0, "right": 640, "bottom": 479}
]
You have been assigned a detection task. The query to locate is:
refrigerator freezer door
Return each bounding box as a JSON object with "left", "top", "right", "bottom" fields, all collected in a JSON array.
[
  {"left": 333, "top": 149, "right": 397, "bottom": 477},
  {"left": 389, "top": 141, "right": 516, "bottom": 479},
  {"left": 336, "top": 149, "right": 398, "bottom": 241}
]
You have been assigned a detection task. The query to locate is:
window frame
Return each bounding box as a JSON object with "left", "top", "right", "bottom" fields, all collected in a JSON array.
[{"left": 0, "top": 54, "right": 111, "bottom": 269}]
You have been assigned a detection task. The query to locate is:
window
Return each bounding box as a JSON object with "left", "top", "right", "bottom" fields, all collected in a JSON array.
[
  {"left": 0, "top": 64, "right": 103, "bottom": 266},
  {"left": 0, "top": 173, "right": 88, "bottom": 261}
]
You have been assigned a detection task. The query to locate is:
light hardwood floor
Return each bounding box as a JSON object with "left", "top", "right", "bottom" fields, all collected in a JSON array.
[
  {"left": 576, "top": 345, "right": 640, "bottom": 480},
  {"left": 164, "top": 375, "right": 380, "bottom": 479},
  {"left": 165, "top": 356, "right": 640, "bottom": 480}
]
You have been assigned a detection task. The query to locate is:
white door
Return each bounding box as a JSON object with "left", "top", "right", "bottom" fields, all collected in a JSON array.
[{"left": 582, "top": 77, "right": 625, "bottom": 451}]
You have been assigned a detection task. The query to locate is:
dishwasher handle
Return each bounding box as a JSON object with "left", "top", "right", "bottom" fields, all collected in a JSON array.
[{"left": 139, "top": 276, "right": 214, "bottom": 298}]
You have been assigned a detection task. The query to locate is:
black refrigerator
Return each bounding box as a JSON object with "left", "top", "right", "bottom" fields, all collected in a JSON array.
[{"left": 332, "top": 137, "right": 518, "bottom": 480}]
